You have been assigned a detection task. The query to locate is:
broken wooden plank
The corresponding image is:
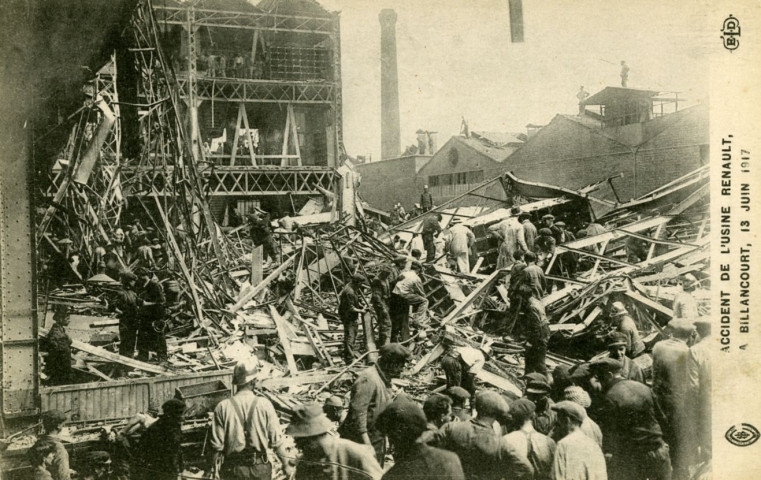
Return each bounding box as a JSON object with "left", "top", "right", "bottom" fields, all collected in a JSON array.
[
  {"left": 476, "top": 369, "right": 522, "bottom": 396},
  {"left": 231, "top": 255, "right": 296, "bottom": 312},
  {"left": 440, "top": 269, "right": 503, "bottom": 325},
  {"left": 269, "top": 305, "right": 298, "bottom": 375},
  {"left": 411, "top": 343, "right": 445, "bottom": 375}
]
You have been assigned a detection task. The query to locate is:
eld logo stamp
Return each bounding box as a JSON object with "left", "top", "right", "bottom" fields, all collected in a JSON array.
[
  {"left": 725, "top": 423, "right": 760, "bottom": 447},
  {"left": 721, "top": 14, "right": 741, "bottom": 51}
]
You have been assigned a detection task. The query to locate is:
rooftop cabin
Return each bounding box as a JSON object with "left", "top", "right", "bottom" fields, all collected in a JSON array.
[{"left": 582, "top": 87, "right": 682, "bottom": 128}]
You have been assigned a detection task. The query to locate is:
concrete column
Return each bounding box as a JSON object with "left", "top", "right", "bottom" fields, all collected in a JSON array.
[{"left": 379, "top": 9, "right": 401, "bottom": 160}]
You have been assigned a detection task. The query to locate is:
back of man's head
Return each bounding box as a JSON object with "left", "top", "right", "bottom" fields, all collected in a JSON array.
[{"left": 474, "top": 390, "right": 508, "bottom": 419}]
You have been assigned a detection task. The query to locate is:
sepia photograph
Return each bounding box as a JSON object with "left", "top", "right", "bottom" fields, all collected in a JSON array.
[{"left": 0, "top": 0, "right": 759, "bottom": 479}]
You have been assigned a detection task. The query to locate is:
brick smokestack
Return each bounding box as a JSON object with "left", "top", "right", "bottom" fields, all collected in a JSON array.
[{"left": 379, "top": 9, "right": 400, "bottom": 160}]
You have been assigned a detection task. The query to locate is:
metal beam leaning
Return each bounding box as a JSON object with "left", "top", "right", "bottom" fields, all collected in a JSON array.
[
  {"left": 231, "top": 255, "right": 296, "bottom": 312},
  {"left": 440, "top": 269, "right": 504, "bottom": 326},
  {"left": 269, "top": 305, "right": 298, "bottom": 375}
]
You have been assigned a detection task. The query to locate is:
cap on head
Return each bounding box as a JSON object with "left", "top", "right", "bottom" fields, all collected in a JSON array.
[
  {"left": 376, "top": 396, "right": 427, "bottom": 440},
  {"left": 444, "top": 386, "right": 471, "bottom": 403},
  {"left": 379, "top": 343, "right": 412, "bottom": 363},
  {"left": 525, "top": 379, "right": 551, "bottom": 395},
  {"left": 610, "top": 301, "right": 627, "bottom": 317},
  {"left": 667, "top": 318, "right": 695, "bottom": 337},
  {"left": 607, "top": 331, "right": 628, "bottom": 347},
  {"left": 474, "top": 390, "right": 509, "bottom": 418},
  {"left": 555, "top": 221, "right": 566, "bottom": 228},
  {"left": 233, "top": 358, "right": 261, "bottom": 386},
  {"left": 551, "top": 400, "right": 586, "bottom": 424},
  {"left": 162, "top": 398, "right": 186, "bottom": 417},
  {"left": 542, "top": 214, "right": 555, "bottom": 221},
  {"left": 538, "top": 228, "right": 553, "bottom": 236},
  {"left": 509, "top": 398, "right": 536, "bottom": 424},
  {"left": 41, "top": 410, "right": 67, "bottom": 432},
  {"left": 510, "top": 206, "right": 522, "bottom": 216},
  {"left": 590, "top": 357, "right": 623, "bottom": 375},
  {"left": 286, "top": 404, "right": 334, "bottom": 438},
  {"left": 562, "top": 386, "right": 592, "bottom": 409},
  {"left": 325, "top": 396, "right": 344, "bottom": 408}
]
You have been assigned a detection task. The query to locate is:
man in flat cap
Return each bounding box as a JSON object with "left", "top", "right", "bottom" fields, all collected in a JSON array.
[
  {"left": 608, "top": 301, "right": 645, "bottom": 358},
  {"left": 590, "top": 357, "right": 671, "bottom": 480},
  {"left": 550, "top": 401, "right": 607, "bottom": 480},
  {"left": 340, "top": 343, "right": 411, "bottom": 466},
  {"left": 339, "top": 274, "right": 369, "bottom": 364},
  {"left": 447, "top": 217, "right": 476, "bottom": 274},
  {"left": 502, "top": 398, "right": 556, "bottom": 480},
  {"left": 113, "top": 271, "right": 139, "bottom": 360},
  {"left": 421, "top": 213, "right": 443, "bottom": 263},
  {"left": 433, "top": 390, "right": 533, "bottom": 480},
  {"left": 32, "top": 410, "right": 71, "bottom": 480},
  {"left": 673, "top": 273, "right": 699, "bottom": 319},
  {"left": 136, "top": 398, "right": 186, "bottom": 480},
  {"left": 211, "top": 359, "right": 293, "bottom": 480},
  {"left": 652, "top": 318, "right": 694, "bottom": 479},
  {"left": 371, "top": 256, "right": 405, "bottom": 347},
  {"left": 377, "top": 397, "right": 465, "bottom": 480},
  {"left": 524, "top": 378, "right": 557, "bottom": 436},
  {"left": 607, "top": 331, "right": 644, "bottom": 383},
  {"left": 28, "top": 439, "right": 58, "bottom": 480},
  {"left": 560, "top": 386, "right": 603, "bottom": 447},
  {"left": 688, "top": 318, "right": 711, "bottom": 461},
  {"left": 287, "top": 403, "right": 382, "bottom": 480},
  {"left": 43, "top": 306, "right": 73, "bottom": 386},
  {"left": 444, "top": 386, "right": 472, "bottom": 422},
  {"left": 391, "top": 261, "right": 428, "bottom": 342}
]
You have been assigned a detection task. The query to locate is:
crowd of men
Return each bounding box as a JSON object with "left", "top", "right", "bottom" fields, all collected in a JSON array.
[{"left": 31, "top": 311, "right": 711, "bottom": 480}]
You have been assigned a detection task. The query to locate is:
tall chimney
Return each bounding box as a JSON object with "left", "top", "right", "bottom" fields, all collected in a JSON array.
[{"left": 379, "top": 9, "right": 401, "bottom": 160}]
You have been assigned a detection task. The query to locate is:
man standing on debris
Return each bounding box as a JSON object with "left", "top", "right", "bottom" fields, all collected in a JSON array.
[
  {"left": 519, "top": 284, "right": 551, "bottom": 376},
  {"left": 433, "top": 390, "right": 534, "bottom": 480},
  {"left": 249, "top": 211, "right": 278, "bottom": 265},
  {"left": 607, "top": 332, "right": 644, "bottom": 383},
  {"left": 421, "top": 213, "right": 443, "bottom": 263},
  {"left": 447, "top": 218, "right": 476, "bottom": 274},
  {"left": 652, "top": 318, "right": 694, "bottom": 480},
  {"left": 31, "top": 410, "right": 71, "bottom": 480},
  {"left": 287, "top": 403, "right": 382, "bottom": 480},
  {"left": 550, "top": 401, "right": 607, "bottom": 480},
  {"left": 135, "top": 268, "right": 168, "bottom": 363},
  {"left": 377, "top": 397, "right": 466, "bottom": 480},
  {"left": 673, "top": 273, "right": 699, "bottom": 319},
  {"left": 590, "top": 357, "right": 672, "bottom": 480},
  {"left": 371, "top": 257, "right": 403, "bottom": 347},
  {"left": 211, "top": 359, "right": 294, "bottom": 480},
  {"left": 339, "top": 274, "right": 369, "bottom": 364},
  {"left": 391, "top": 261, "right": 428, "bottom": 342},
  {"left": 136, "top": 399, "right": 186, "bottom": 480},
  {"left": 608, "top": 301, "right": 645, "bottom": 358},
  {"left": 44, "top": 305, "right": 73, "bottom": 386},
  {"left": 114, "top": 271, "right": 139, "bottom": 359},
  {"left": 502, "top": 398, "right": 556, "bottom": 480},
  {"left": 440, "top": 333, "right": 486, "bottom": 399},
  {"left": 688, "top": 319, "right": 711, "bottom": 462},
  {"left": 339, "top": 343, "right": 411, "bottom": 466},
  {"left": 421, "top": 185, "right": 434, "bottom": 213},
  {"left": 489, "top": 206, "right": 528, "bottom": 269},
  {"left": 520, "top": 214, "right": 538, "bottom": 252}
]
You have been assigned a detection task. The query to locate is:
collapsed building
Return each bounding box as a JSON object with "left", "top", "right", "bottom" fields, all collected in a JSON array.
[{"left": 1, "top": 0, "right": 711, "bottom": 478}]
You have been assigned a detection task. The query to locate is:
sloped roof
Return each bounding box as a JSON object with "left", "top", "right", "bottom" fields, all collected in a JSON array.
[
  {"left": 584, "top": 86, "right": 660, "bottom": 105},
  {"left": 455, "top": 135, "right": 523, "bottom": 163},
  {"left": 471, "top": 131, "right": 526, "bottom": 146}
]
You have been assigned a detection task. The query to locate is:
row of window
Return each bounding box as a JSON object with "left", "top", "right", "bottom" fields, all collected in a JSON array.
[{"left": 428, "top": 170, "right": 484, "bottom": 187}]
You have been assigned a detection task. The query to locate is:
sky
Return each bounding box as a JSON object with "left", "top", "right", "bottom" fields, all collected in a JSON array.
[{"left": 317, "top": 0, "right": 715, "bottom": 161}]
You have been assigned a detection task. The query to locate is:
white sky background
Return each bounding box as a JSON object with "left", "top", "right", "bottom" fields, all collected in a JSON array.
[{"left": 317, "top": 0, "right": 714, "bottom": 160}]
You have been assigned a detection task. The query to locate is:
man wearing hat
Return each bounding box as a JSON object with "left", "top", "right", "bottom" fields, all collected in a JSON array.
[
  {"left": 370, "top": 258, "right": 399, "bottom": 347},
  {"left": 607, "top": 331, "right": 644, "bottom": 383},
  {"left": 287, "top": 404, "right": 382, "bottom": 480},
  {"left": 519, "top": 214, "right": 538, "bottom": 252},
  {"left": 524, "top": 378, "right": 557, "bottom": 436},
  {"left": 28, "top": 439, "right": 57, "bottom": 480},
  {"left": 440, "top": 334, "right": 486, "bottom": 399},
  {"left": 433, "top": 390, "right": 533, "bottom": 480},
  {"left": 324, "top": 395, "right": 347, "bottom": 427},
  {"left": 421, "top": 185, "right": 434, "bottom": 213},
  {"left": 112, "top": 271, "right": 139, "bottom": 359},
  {"left": 589, "top": 357, "right": 671, "bottom": 480},
  {"left": 688, "top": 318, "right": 711, "bottom": 461},
  {"left": 488, "top": 206, "right": 528, "bottom": 269},
  {"left": 43, "top": 305, "right": 73, "bottom": 386},
  {"left": 652, "top": 318, "right": 694, "bottom": 479},
  {"left": 550, "top": 401, "right": 607, "bottom": 480},
  {"left": 377, "top": 397, "right": 465, "bottom": 480},
  {"left": 608, "top": 301, "right": 645, "bottom": 358},
  {"left": 502, "top": 398, "right": 556, "bottom": 480},
  {"left": 447, "top": 217, "right": 475, "bottom": 274},
  {"left": 421, "top": 213, "right": 443, "bottom": 262},
  {"left": 134, "top": 267, "right": 168, "bottom": 363},
  {"left": 444, "top": 386, "right": 472, "bottom": 422},
  {"left": 339, "top": 343, "right": 411, "bottom": 466},
  {"left": 673, "top": 273, "right": 699, "bottom": 319},
  {"left": 559, "top": 386, "right": 603, "bottom": 447},
  {"left": 32, "top": 410, "right": 71, "bottom": 480},
  {"left": 517, "top": 283, "right": 551, "bottom": 377},
  {"left": 136, "top": 398, "right": 186, "bottom": 480},
  {"left": 534, "top": 228, "right": 556, "bottom": 263},
  {"left": 385, "top": 255, "right": 409, "bottom": 345},
  {"left": 210, "top": 359, "right": 293, "bottom": 479},
  {"left": 391, "top": 261, "right": 428, "bottom": 342},
  {"left": 339, "top": 274, "right": 369, "bottom": 364}
]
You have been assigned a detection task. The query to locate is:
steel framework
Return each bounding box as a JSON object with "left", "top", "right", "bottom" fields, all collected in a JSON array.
[
  {"left": 154, "top": 5, "right": 337, "bottom": 34},
  {"left": 176, "top": 76, "right": 336, "bottom": 104}
]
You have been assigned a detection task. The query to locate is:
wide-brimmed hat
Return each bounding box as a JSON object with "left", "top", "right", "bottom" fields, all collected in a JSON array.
[
  {"left": 287, "top": 404, "right": 335, "bottom": 438},
  {"left": 233, "top": 358, "right": 261, "bottom": 386}
]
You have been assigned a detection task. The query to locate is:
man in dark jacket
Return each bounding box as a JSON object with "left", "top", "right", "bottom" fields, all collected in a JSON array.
[
  {"left": 519, "top": 285, "right": 550, "bottom": 376},
  {"left": 44, "top": 306, "right": 73, "bottom": 386},
  {"left": 607, "top": 332, "right": 644, "bottom": 383},
  {"left": 377, "top": 397, "right": 465, "bottom": 480},
  {"left": 420, "top": 185, "right": 434, "bottom": 213},
  {"left": 421, "top": 213, "right": 443, "bottom": 262},
  {"left": 339, "top": 274, "right": 368, "bottom": 364},
  {"left": 136, "top": 399, "right": 186, "bottom": 480},
  {"left": 31, "top": 410, "right": 72, "bottom": 480},
  {"left": 339, "top": 344, "right": 411, "bottom": 466},
  {"left": 135, "top": 268, "right": 167, "bottom": 363},
  {"left": 591, "top": 357, "right": 672, "bottom": 480},
  {"left": 114, "top": 271, "right": 139, "bottom": 359}
]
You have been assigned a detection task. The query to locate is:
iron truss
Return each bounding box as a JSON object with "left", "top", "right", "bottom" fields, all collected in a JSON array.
[
  {"left": 153, "top": 5, "right": 337, "bottom": 35},
  {"left": 175, "top": 75, "right": 336, "bottom": 104},
  {"left": 47, "top": 166, "right": 337, "bottom": 197}
]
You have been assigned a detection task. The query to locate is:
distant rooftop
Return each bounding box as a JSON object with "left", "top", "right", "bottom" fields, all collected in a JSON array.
[
  {"left": 471, "top": 131, "right": 526, "bottom": 146},
  {"left": 583, "top": 86, "right": 660, "bottom": 105}
]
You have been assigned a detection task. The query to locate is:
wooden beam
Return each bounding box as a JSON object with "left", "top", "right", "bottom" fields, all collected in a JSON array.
[
  {"left": 231, "top": 255, "right": 296, "bottom": 312},
  {"left": 269, "top": 305, "right": 298, "bottom": 375},
  {"left": 440, "top": 269, "right": 503, "bottom": 325}
]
